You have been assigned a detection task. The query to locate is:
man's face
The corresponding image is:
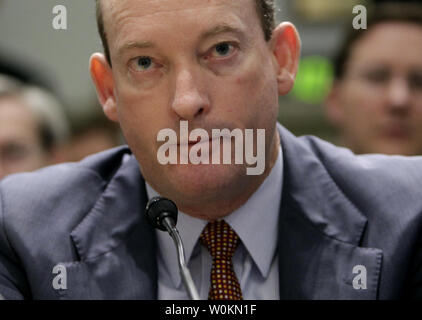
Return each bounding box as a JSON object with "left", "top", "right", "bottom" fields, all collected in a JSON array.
[
  {"left": 327, "top": 22, "right": 422, "bottom": 155},
  {"left": 94, "top": 0, "right": 288, "bottom": 216},
  {"left": 0, "top": 97, "right": 49, "bottom": 179}
]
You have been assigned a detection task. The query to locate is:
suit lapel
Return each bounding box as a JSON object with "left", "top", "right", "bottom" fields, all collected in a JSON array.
[
  {"left": 59, "top": 154, "right": 157, "bottom": 299},
  {"left": 277, "top": 126, "right": 383, "bottom": 299}
]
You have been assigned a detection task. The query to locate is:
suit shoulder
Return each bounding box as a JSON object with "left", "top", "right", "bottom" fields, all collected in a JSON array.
[
  {"left": 0, "top": 146, "right": 131, "bottom": 228},
  {"left": 0, "top": 145, "right": 131, "bottom": 192},
  {"left": 301, "top": 135, "right": 422, "bottom": 220},
  {"left": 302, "top": 135, "right": 422, "bottom": 190}
]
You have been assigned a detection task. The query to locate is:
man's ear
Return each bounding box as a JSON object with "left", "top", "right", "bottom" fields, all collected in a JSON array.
[
  {"left": 270, "top": 22, "right": 301, "bottom": 95},
  {"left": 89, "top": 53, "right": 119, "bottom": 122}
]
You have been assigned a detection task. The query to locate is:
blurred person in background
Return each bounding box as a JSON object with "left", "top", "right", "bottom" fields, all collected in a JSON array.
[
  {"left": 325, "top": 3, "right": 422, "bottom": 155},
  {"left": 0, "top": 75, "right": 69, "bottom": 179},
  {"left": 66, "top": 108, "right": 122, "bottom": 162}
]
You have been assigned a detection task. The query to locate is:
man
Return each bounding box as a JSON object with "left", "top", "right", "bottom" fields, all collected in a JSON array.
[
  {"left": 0, "top": 75, "right": 69, "bottom": 179},
  {"left": 0, "top": 0, "right": 421, "bottom": 300},
  {"left": 326, "top": 3, "right": 422, "bottom": 155}
]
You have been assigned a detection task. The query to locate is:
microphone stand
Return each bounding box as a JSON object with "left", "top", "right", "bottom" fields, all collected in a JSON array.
[{"left": 162, "top": 217, "right": 200, "bottom": 300}]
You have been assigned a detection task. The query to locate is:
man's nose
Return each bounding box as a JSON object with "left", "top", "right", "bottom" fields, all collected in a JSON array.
[
  {"left": 387, "top": 77, "right": 411, "bottom": 111},
  {"left": 171, "top": 68, "right": 210, "bottom": 121}
]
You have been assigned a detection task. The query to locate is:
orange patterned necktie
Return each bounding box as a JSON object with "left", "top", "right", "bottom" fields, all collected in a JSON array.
[{"left": 200, "top": 220, "right": 243, "bottom": 300}]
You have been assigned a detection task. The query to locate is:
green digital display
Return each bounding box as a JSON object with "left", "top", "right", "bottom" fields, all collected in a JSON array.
[{"left": 291, "top": 56, "right": 334, "bottom": 105}]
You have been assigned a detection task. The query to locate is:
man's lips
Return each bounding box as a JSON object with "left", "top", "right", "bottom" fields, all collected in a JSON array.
[
  {"left": 178, "top": 138, "right": 214, "bottom": 147},
  {"left": 175, "top": 135, "right": 234, "bottom": 147}
]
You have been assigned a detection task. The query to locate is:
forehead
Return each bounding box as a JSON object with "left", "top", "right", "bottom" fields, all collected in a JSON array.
[
  {"left": 0, "top": 97, "right": 38, "bottom": 138},
  {"left": 350, "top": 22, "right": 422, "bottom": 65},
  {"left": 102, "top": 0, "right": 255, "bottom": 20},
  {"left": 102, "top": 0, "right": 259, "bottom": 46}
]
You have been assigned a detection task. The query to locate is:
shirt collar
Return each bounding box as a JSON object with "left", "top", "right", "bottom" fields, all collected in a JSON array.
[
  {"left": 146, "top": 146, "right": 283, "bottom": 288},
  {"left": 225, "top": 146, "right": 282, "bottom": 278}
]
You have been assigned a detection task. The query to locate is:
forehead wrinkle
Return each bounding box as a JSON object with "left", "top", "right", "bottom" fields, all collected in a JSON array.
[
  {"left": 109, "top": 0, "right": 226, "bottom": 30},
  {"left": 105, "top": 0, "right": 252, "bottom": 17},
  {"left": 201, "top": 24, "right": 246, "bottom": 40},
  {"left": 118, "top": 41, "right": 154, "bottom": 56},
  {"left": 104, "top": 0, "right": 256, "bottom": 40}
]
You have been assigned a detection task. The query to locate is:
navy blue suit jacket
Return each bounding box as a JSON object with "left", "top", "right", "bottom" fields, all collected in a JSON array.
[{"left": 0, "top": 125, "right": 422, "bottom": 299}]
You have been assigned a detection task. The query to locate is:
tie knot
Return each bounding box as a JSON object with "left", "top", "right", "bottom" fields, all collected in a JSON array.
[{"left": 200, "top": 220, "right": 240, "bottom": 261}]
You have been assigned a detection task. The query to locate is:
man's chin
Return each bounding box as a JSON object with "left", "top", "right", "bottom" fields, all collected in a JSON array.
[{"left": 161, "top": 163, "right": 247, "bottom": 201}]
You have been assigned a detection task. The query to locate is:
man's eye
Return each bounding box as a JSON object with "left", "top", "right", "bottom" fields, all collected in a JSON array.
[
  {"left": 363, "top": 69, "right": 390, "bottom": 84},
  {"left": 0, "top": 144, "right": 30, "bottom": 162},
  {"left": 129, "top": 56, "right": 155, "bottom": 72},
  {"left": 211, "top": 42, "right": 235, "bottom": 58},
  {"left": 408, "top": 73, "right": 422, "bottom": 91}
]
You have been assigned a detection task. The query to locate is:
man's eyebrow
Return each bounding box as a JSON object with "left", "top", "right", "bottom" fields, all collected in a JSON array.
[
  {"left": 200, "top": 24, "right": 246, "bottom": 40},
  {"left": 118, "top": 25, "right": 245, "bottom": 56},
  {"left": 118, "top": 41, "right": 154, "bottom": 55}
]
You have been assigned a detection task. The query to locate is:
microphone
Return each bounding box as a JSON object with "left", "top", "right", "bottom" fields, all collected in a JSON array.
[{"left": 146, "top": 196, "right": 200, "bottom": 300}]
